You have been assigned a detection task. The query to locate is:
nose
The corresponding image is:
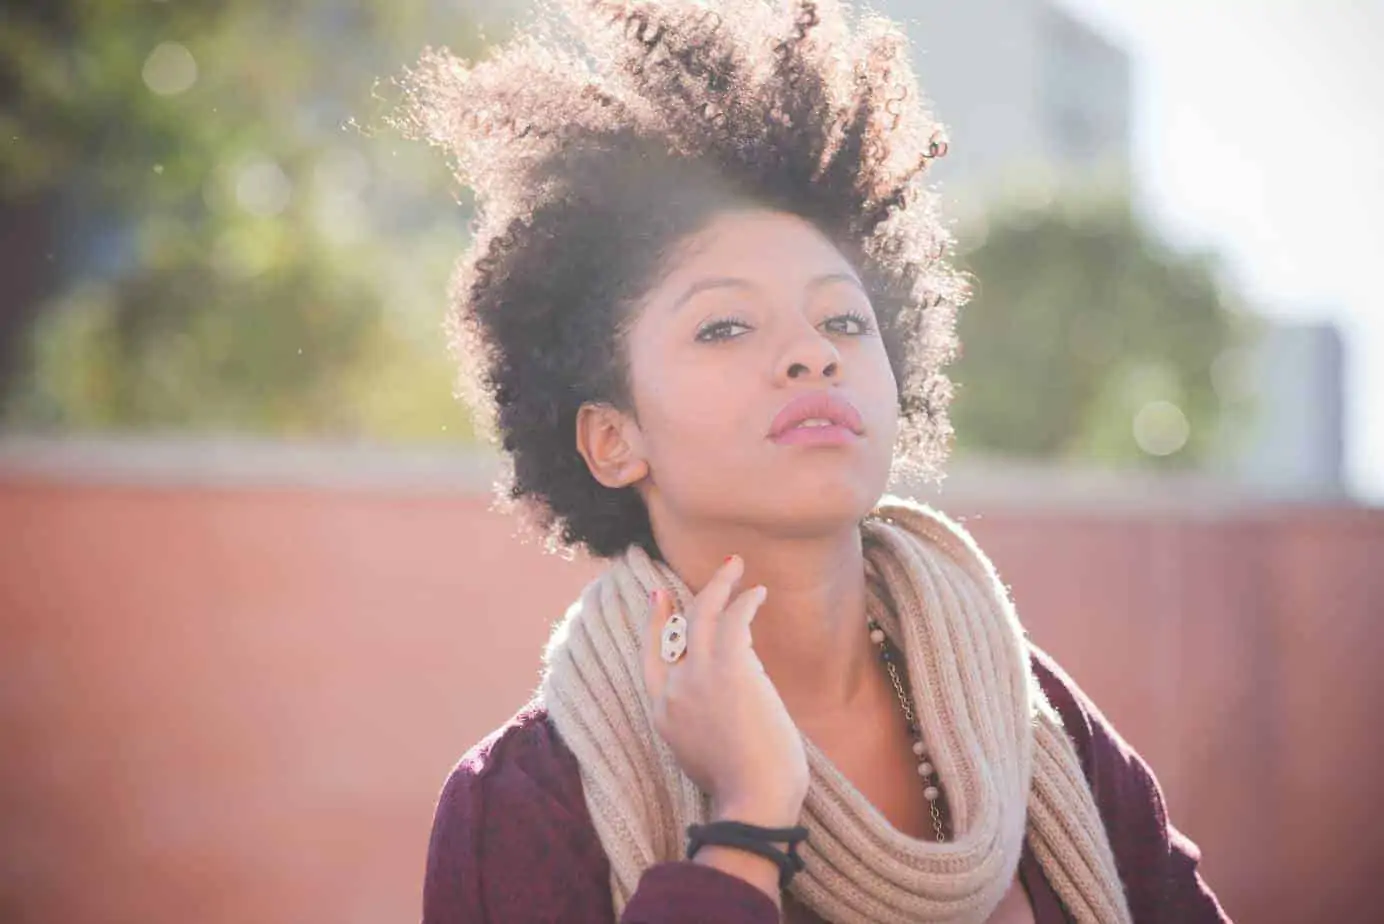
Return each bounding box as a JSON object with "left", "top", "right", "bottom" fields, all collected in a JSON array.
[{"left": 775, "top": 325, "right": 841, "bottom": 384}]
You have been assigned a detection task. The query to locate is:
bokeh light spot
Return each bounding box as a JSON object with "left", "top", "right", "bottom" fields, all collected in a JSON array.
[
  {"left": 1134, "top": 400, "right": 1191, "bottom": 457},
  {"left": 142, "top": 42, "right": 198, "bottom": 96},
  {"left": 236, "top": 159, "right": 293, "bottom": 218}
]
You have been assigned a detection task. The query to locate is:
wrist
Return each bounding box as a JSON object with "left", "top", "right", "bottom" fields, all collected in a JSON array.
[
  {"left": 711, "top": 797, "right": 803, "bottom": 831},
  {"left": 692, "top": 844, "right": 783, "bottom": 907},
  {"left": 687, "top": 817, "right": 810, "bottom": 904}
]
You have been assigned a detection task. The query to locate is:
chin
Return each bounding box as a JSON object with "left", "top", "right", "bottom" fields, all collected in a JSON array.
[{"left": 762, "top": 466, "right": 887, "bottom": 533}]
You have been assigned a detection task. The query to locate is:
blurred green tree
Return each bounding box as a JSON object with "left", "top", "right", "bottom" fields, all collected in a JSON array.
[
  {"left": 0, "top": 3, "right": 1254, "bottom": 467},
  {"left": 951, "top": 191, "right": 1259, "bottom": 467},
  {"left": 1, "top": 0, "right": 492, "bottom": 441}
]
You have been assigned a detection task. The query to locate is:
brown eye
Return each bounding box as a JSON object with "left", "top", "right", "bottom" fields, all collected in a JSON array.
[
  {"left": 822, "top": 311, "right": 874, "bottom": 336},
  {"left": 695, "top": 318, "right": 752, "bottom": 342}
]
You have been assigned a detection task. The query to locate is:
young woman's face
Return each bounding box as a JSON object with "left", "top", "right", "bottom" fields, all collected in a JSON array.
[{"left": 621, "top": 209, "right": 899, "bottom": 539}]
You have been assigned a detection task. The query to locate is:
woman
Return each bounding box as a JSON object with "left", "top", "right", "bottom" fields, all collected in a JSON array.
[{"left": 409, "top": 1, "right": 1229, "bottom": 921}]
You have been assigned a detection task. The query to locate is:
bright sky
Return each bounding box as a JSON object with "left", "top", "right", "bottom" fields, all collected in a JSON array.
[{"left": 1054, "top": 0, "right": 1384, "bottom": 503}]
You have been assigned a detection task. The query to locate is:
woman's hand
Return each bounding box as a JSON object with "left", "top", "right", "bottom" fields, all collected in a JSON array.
[{"left": 642, "top": 555, "right": 809, "bottom": 828}]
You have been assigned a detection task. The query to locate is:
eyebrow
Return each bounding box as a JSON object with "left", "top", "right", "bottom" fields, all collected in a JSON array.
[{"left": 670, "top": 271, "right": 867, "bottom": 311}]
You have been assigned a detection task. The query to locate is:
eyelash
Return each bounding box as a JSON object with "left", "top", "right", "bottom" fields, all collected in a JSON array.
[{"left": 694, "top": 310, "right": 877, "bottom": 343}]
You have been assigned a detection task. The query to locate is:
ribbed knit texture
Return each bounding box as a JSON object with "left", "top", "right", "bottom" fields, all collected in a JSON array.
[{"left": 540, "top": 496, "right": 1132, "bottom": 923}]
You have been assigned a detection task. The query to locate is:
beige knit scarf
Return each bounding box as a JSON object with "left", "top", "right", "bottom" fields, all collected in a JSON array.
[{"left": 540, "top": 496, "right": 1132, "bottom": 923}]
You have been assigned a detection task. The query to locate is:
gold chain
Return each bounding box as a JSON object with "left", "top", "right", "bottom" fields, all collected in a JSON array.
[{"left": 882, "top": 658, "right": 914, "bottom": 724}]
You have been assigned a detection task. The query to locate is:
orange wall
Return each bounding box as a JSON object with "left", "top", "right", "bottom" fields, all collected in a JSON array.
[{"left": 2, "top": 475, "right": 1381, "bottom": 923}]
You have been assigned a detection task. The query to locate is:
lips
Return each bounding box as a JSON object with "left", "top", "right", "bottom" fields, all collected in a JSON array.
[{"left": 768, "top": 391, "right": 865, "bottom": 442}]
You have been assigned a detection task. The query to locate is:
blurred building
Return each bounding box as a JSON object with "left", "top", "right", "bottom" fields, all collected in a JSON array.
[
  {"left": 1229, "top": 320, "right": 1349, "bottom": 501},
  {"left": 883, "top": 0, "right": 1349, "bottom": 503},
  {"left": 881, "top": 0, "right": 1132, "bottom": 202}
]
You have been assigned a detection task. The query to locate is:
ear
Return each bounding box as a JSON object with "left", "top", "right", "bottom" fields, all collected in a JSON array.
[{"left": 575, "top": 402, "right": 649, "bottom": 489}]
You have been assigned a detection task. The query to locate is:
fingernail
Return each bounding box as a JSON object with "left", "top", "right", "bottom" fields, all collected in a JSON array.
[
  {"left": 748, "top": 587, "right": 767, "bottom": 619},
  {"left": 724, "top": 555, "right": 737, "bottom": 565}
]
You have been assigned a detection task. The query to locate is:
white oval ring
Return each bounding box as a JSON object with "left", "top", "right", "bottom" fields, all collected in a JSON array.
[{"left": 660, "top": 613, "right": 688, "bottom": 664}]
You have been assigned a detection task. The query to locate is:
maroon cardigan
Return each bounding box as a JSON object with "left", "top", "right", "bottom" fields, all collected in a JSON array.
[{"left": 422, "top": 648, "right": 1229, "bottom": 923}]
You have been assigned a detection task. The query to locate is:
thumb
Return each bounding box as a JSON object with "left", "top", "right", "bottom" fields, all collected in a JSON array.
[{"left": 641, "top": 587, "right": 674, "bottom": 701}]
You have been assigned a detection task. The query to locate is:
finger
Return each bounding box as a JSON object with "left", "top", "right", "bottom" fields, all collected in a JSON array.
[
  {"left": 688, "top": 554, "right": 745, "bottom": 656},
  {"left": 641, "top": 587, "right": 674, "bottom": 702},
  {"left": 716, "top": 583, "right": 768, "bottom": 652}
]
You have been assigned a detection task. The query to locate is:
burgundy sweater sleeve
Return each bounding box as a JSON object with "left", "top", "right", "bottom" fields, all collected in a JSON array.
[
  {"left": 421, "top": 705, "right": 779, "bottom": 924},
  {"left": 1031, "top": 647, "right": 1232, "bottom": 924}
]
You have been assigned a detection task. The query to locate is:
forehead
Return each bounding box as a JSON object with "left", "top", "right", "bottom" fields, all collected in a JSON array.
[{"left": 664, "top": 209, "right": 855, "bottom": 283}]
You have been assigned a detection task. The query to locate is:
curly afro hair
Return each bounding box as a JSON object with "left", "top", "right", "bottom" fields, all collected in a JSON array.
[{"left": 402, "top": 0, "right": 967, "bottom": 559}]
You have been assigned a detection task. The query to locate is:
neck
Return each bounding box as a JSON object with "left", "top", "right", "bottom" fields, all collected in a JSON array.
[{"left": 653, "top": 522, "right": 879, "bottom": 723}]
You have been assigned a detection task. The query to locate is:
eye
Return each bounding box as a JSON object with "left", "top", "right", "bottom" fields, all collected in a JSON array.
[
  {"left": 822, "top": 310, "right": 876, "bottom": 336},
  {"left": 695, "top": 317, "right": 752, "bottom": 343}
]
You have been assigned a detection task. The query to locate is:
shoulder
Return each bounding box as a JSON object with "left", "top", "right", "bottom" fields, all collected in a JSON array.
[
  {"left": 1029, "top": 646, "right": 1159, "bottom": 852},
  {"left": 1028, "top": 645, "right": 1144, "bottom": 793},
  {"left": 1028, "top": 645, "right": 1231, "bottom": 922},
  {"left": 423, "top": 702, "right": 614, "bottom": 924},
  {"left": 438, "top": 700, "right": 590, "bottom": 818}
]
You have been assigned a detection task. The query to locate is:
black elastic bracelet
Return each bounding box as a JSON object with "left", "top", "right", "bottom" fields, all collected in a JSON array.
[{"left": 686, "top": 821, "right": 810, "bottom": 890}]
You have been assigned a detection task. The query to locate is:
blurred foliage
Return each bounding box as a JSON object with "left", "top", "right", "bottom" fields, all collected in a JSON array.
[
  {"left": 0, "top": 2, "right": 1252, "bottom": 466},
  {"left": 951, "top": 189, "right": 1259, "bottom": 467},
  {"left": 1, "top": 0, "right": 492, "bottom": 442}
]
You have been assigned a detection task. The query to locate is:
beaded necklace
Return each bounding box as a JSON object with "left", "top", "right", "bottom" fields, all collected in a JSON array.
[{"left": 867, "top": 617, "right": 947, "bottom": 842}]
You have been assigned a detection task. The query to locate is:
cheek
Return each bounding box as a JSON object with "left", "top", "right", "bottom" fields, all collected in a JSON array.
[
  {"left": 627, "top": 337, "right": 745, "bottom": 455},
  {"left": 638, "top": 381, "right": 763, "bottom": 512},
  {"left": 861, "top": 340, "right": 901, "bottom": 417},
  {"left": 641, "top": 363, "right": 749, "bottom": 451}
]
